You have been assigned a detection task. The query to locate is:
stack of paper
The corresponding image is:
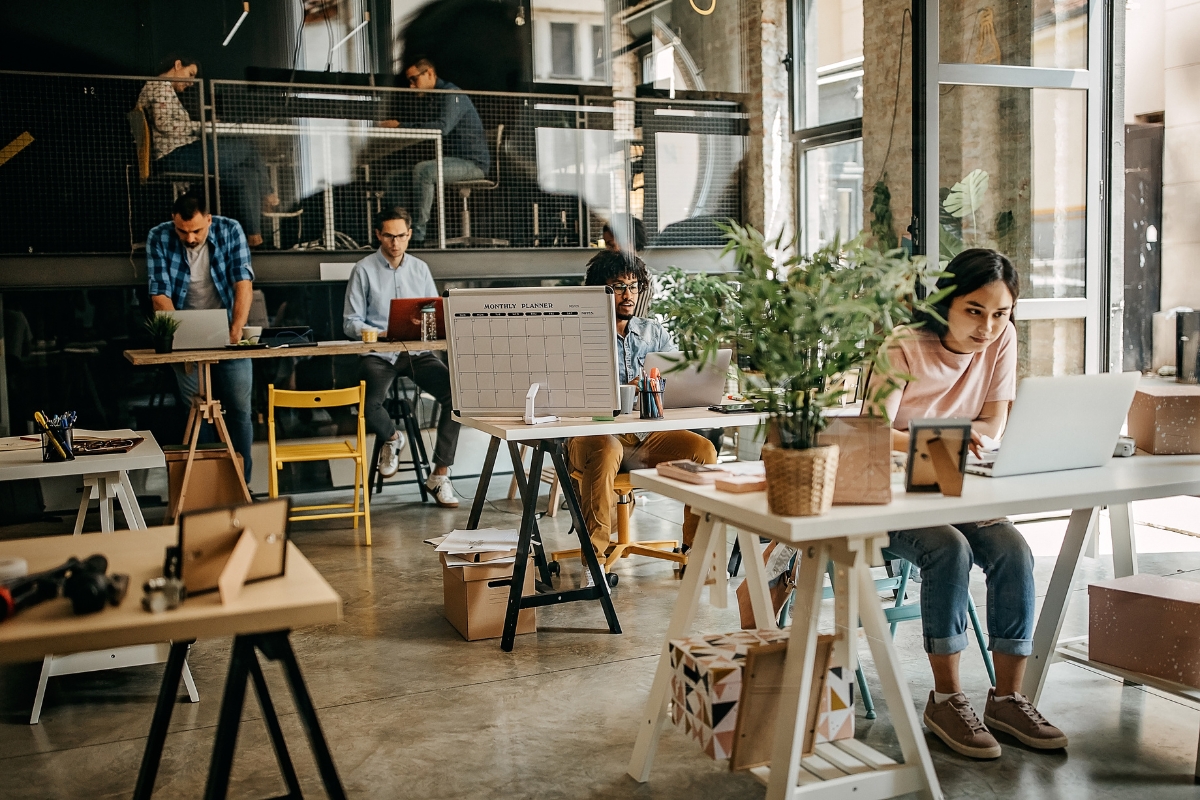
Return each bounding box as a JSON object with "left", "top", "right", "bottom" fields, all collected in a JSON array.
[{"left": 432, "top": 528, "right": 520, "bottom": 567}]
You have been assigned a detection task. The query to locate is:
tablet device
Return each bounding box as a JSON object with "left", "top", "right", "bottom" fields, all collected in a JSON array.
[
  {"left": 386, "top": 297, "right": 445, "bottom": 341},
  {"left": 178, "top": 498, "right": 290, "bottom": 595},
  {"left": 905, "top": 418, "right": 971, "bottom": 494}
]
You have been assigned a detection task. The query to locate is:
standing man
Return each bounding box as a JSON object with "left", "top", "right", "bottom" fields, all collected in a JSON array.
[
  {"left": 343, "top": 207, "right": 461, "bottom": 507},
  {"left": 382, "top": 57, "right": 490, "bottom": 247},
  {"left": 147, "top": 193, "right": 255, "bottom": 480}
]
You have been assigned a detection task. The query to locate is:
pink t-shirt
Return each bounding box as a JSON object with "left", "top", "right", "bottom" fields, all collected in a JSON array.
[{"left": 872, "top": 324, "right": 1017, "bottom": 432}]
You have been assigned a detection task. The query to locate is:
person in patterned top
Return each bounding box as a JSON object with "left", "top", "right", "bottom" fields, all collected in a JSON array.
[{"left": 138, "top": 56, "right": 278, "bottom": 246}]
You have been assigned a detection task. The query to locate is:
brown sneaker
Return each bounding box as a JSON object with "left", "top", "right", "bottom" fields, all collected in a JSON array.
[
  {"left": 984, "top": 689, "right": 1068, "bottom": 750},
  {"left": 923, "top": 691, "right": 1002, "bottom": 759}
]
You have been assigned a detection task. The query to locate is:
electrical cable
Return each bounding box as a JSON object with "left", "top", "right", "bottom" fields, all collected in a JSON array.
[{"left": 874, "top": 7, "right": 911, "bottom": 186}]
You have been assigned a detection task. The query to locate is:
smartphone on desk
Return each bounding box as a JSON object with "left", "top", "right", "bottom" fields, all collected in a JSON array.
[{"left": 710, "top": 403, "right": 756, "bottom": 413}]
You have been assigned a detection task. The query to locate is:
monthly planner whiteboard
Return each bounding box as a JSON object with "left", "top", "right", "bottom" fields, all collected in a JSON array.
[{"left": 446, "top": 286, "right": 620, "bottom": 417}]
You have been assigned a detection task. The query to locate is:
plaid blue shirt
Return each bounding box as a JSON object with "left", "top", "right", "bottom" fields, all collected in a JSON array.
[{"left": 146, "top": 215, "right": 254, "bottom": 319}]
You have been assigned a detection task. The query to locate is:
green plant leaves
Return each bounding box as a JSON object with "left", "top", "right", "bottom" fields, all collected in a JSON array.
[{"left": 943, "top": 168, "right": 989, "bottom": 221}]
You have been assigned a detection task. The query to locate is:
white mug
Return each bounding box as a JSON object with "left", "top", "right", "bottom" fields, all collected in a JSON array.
[{"left": 619, "top": 384, "right": 637, "bottom": 416}]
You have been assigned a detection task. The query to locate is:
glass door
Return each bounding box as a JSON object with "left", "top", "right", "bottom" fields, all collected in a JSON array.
[{"left": 919, "top": 0, "right": 1105, "bottom": 376}]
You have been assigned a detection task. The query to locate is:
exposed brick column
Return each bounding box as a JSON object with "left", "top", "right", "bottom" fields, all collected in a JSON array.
[{"left": 862, "top": 0, "right": 913, "bottom": 247}]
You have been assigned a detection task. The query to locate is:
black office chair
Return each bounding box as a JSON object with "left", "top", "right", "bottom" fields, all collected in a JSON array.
[
  {"left": 366, "top": 376, "right": 434, "bottom": 499},
  {"left": 445, "top": 124, "right": 508, "bottom": 247}
]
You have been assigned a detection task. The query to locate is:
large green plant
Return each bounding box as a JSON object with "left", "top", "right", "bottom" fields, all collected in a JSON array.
[{"left": 654, "top": 223, "right": 945, "bottom": 450}]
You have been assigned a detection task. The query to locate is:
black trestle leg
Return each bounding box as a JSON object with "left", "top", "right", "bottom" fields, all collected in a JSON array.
[
  {"left": 501, "top": 443, "right": 544, "bottom": 651},
  {"left": 506, "top": 441, "right": 554, "bottom": 587},
  {"left": 204, "top": 636, "right": 256, "bottom": 800},
  {"left": 133, "top": 640, "right": 192, "bottom": 800},
  {"left": 247, "top": 649, "right": 303, "bottom": 799},
  {"left": 467, "top": 435, "right": 501, "bottom": 529}
]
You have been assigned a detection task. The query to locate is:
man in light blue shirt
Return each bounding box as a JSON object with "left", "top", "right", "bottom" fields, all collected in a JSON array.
[{"left": 343, "top": 207, "right": 460, "bottom": 506}]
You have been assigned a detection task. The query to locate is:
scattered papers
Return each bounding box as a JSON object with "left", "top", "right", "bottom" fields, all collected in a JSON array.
[
  {"left": 433, "top": 528, "right": 519, "bottom": 555},
  {"left": 442, "top": 553, "right": 517, "bottom": 568}
]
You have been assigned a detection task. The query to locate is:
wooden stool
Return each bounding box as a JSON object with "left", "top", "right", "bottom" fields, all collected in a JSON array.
[{"left": 549, "top": 473, "right": 687, "bottom": 584}]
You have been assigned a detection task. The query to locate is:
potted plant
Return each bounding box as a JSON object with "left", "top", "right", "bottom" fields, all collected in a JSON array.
[
  {"left": 654, "top": 223, "right": 943, "bottom": 516},
  {"left": 145, "top": 312, "right": 181, "bottom": 354}
]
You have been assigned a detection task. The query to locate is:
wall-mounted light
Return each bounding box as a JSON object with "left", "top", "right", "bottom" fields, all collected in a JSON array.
[
  {"left": 331, "top": 12, "right": 371, "bottom": 55},
  {"left": 222, "top": 2, "right": 250, "bottom": 47}
]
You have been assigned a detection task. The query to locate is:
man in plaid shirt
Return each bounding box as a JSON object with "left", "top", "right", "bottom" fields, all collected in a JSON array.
[{"left": 147, "top": 193, "right": 256, "bottom": 479}]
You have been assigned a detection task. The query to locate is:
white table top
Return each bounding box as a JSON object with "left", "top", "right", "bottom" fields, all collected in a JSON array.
[
  {"left": 0, "top": 430, "right": 164, "bottom": 482},
  {"left": 455, "top": 407, "right": 768, "bottom": 441},
  {"left": 211, "top": 122, "right": 440, "bottom": 140},
  {"left": 0, "top": 528, "right": 341, "bottom": 664},
  {"left": 631, "top": 454, "right": 1200, "bottom": 543}
]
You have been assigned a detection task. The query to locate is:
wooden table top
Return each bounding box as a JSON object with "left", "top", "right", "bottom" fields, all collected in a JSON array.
[
  {"left": 456, "top": 406, "right": 767, "bottom": 441},
  {"left": 0, "top": 527, "right": 342, "bottom": 664},
  {"left": 125, "top": 339, "right": 447, "bottom": 366}
]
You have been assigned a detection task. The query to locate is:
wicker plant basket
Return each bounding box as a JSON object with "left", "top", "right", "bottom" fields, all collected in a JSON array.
[{"left": 762, "top": 443, "right": 840, "bottom": 517}]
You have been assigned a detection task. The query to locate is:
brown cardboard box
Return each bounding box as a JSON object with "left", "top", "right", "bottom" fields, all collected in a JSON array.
[
  {"left": 1126, "top": 382, "right": 1200, "bottom": 454},
  {"left": 1089, "top": 574, "right": 1200, "bottom": 688},
  {"left": 441, "top": 553, "right": 536, "bottom": 641},
  {"left": 817, "top": 416, "right": 892, "bottom": 504},
  {"left": 165, "top": 447, "right": 246, "bottom": 514}
]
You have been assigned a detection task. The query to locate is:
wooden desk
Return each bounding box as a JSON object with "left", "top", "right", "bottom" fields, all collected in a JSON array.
[
  {"left": 626, "top": 455, "right": 1200, "bottom": 799},
  {"left": 0, "top": 429, "right": 175, "bottom": 722},
  {"left": 124, "top": 340, "right": 446, "bottom": 521},
  {"left": 0, "top": 528, "right": 344, "bottom": 800},
  {"left": 457, "top": 408, "right": 767, "bottom": 651}
]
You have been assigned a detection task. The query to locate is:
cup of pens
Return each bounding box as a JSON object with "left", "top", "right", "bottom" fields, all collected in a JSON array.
[
  {"left": 36, "top": 410, "right": 76, "bottom": 462},
  {"left": 639, "top": 370, "right": 665, "bottom": 420}
]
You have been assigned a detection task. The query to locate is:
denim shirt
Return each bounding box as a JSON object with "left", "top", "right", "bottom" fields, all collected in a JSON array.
[{"left": 617, "top": 316, "right": 676, "bottom": 384}]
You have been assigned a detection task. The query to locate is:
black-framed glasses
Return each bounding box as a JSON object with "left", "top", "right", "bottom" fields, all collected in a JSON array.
[
  {"left": 608, "top": 282, "right": 640, "bottom": 295},
  {"left": 378, "top": 231, "right": 412, "bottom": 243},
  {"left": 406, "top": 68, "right": 431, "bottom": 85}
]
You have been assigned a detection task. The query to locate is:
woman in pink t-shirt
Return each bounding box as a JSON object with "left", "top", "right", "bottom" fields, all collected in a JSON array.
[{"left": 866, "top": 249, "right": 1067, "bottom": 760}]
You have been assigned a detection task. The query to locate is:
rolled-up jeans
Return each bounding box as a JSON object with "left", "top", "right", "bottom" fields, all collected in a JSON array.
[
  {"left": 173, "top": 358, "right": 254, "bottom": 482},
  {"left": 886, "top": 520, "right": 1035, "bottom": 657},
  {"left": 388, "top": 157, "right": 484, "bottom": 242}
]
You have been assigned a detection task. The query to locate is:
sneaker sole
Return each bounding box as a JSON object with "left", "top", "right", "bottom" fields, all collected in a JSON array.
[
  {"left": 984, "top": 715, "right": 1068, "bottom": 750},
  {"left": 923, "top": 712, "right": 1002, "bottom": 759}
]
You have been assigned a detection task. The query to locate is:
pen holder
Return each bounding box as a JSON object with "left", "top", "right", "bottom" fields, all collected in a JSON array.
[
  {"left": 640, "top": 379, "right": 665, "bottom": 420},
  {"left": 41, "top": 427, "right": 74, "bottom": 462}
]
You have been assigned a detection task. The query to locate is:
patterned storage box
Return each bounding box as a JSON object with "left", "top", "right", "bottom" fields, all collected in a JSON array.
[
  {"left": 668, "top": 629, "right": 790, "bottom": 760},
  {"left": 669, "top": 629, "right": 855, "bottom": 761}
]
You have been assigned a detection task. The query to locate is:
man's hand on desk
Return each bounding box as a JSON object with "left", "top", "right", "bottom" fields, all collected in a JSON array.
[
  {"left": 379, "top": 120, "right": 401, "bottom": 128},
  {"left": 229, "top": 324, "right": 244, "bottom": 345}
]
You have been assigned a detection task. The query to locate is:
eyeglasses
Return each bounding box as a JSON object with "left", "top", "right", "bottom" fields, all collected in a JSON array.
[
  {"left": 608, "top": 283, "right": 640, "bottom": 295},
  {"left": 406, "top": 68, "right": 430, "bottom": 86},
  {"left": 378, "top": 231, "right": 411, "bottom": 243}
]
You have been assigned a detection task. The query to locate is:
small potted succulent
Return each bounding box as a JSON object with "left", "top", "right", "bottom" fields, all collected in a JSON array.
[
  {"left": 144, "top": 312, "right": 182, "bottom": 354},
  {"left": 654, "top": 223, "right": 943, "bottom": 516}
]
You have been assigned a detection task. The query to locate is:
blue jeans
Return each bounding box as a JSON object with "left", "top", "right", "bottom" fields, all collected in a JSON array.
[
  {"left": 887, "top": 520, "right": 1036, "bottom": 657},
  {"left": 388, "top": 157, "right": 485, "bottom": 242},
  {"left": 173, "top": 359, "right": 254, "bottom": 481},
  {"left": 159, "top": 138, "right": 269, "bottom": 235}
]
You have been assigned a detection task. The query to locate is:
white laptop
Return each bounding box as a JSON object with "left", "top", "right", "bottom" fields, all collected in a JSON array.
[
  {"left": 167, "top": 309, "right": 230, "bottom": 350},
  {"left": 966, "top": 371, "right": 1142, "bottom": 478},
  {"left": 643, "top": 349, "right": 732, "bottom": 409}
]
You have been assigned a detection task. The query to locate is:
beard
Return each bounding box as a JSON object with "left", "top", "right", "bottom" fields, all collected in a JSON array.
[{"left": 615, "top": 310, "right": 634, "bottom": 321}]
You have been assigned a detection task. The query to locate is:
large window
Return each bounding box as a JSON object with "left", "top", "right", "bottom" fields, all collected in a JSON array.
[
  {"left": 793, "top": 0, "right": 865, "bottom": 253},
  {"left": 921, "top": 0, "right": 1105, "bottom": 376},
  {"left": 551, "top": 23, "right": 578, "bottom": 77}
]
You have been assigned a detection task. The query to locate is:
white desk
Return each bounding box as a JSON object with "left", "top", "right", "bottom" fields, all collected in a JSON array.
[
  {"left": 626, "top": 455, "right": 1200, "bottom": 799},
  {"left": 457, "top": 408, "right": 766, "bottom": 651},
  {"left": 0, "top": 429, "right": 163, "bottom": 534},
  {"left": 210, "top": 121, "right": 445, "bottom": 249},
  {"left": 0, "top": 429, "right": 196, "bottom": 723}
]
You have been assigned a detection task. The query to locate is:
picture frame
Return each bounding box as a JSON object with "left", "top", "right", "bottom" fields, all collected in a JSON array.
[
  {"left": 178, "top": 497, "right": 290, "bottom": 595},
  {"left": 905, "top": 418, "right": 972, "bottom": 496}
]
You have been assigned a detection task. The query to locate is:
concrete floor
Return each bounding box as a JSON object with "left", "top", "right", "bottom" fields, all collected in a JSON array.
[{"left": 3, "top": 427, "right": 1200, "bottom": 799}]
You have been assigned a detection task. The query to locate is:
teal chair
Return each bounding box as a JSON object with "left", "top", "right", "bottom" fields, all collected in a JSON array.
[{"left": 778, "top": 553, "right": 995, "bottom": 720}]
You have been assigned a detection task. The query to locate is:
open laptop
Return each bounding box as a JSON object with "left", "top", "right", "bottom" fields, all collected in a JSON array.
[
  {"left": 386, "top": 297, "right": 445, "bottom": 341},
  {"left": 166, "top": 309, "right": 229, "bottom": 350},
  {"left": 966, "top": 371, "right": 1142, "bottom": 477},
  {"left": 643, "top": 349, "right": 732, "bottom": 409}
]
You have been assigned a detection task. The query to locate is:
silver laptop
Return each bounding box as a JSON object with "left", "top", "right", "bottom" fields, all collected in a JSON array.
[
  {"left": 168, "top": 309, "right": 230, "bottom": 350},
  {"left": 643, "top": 349, "right": 732, "bottom": 409},
  {"left": 966, "top": 371, "right": 1142, "bottom": 477}
]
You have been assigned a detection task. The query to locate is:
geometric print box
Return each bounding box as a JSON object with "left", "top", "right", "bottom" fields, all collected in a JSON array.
[{"left": 668, "top": 629, "right": 791, "bottom": 760}]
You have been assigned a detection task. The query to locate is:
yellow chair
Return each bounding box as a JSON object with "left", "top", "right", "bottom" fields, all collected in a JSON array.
[
  {"left": 267, "top": 382, "right": 372, "bottom": 545},
  {"left": 550, "top": 472, "right": 686, "bottom": 571}
]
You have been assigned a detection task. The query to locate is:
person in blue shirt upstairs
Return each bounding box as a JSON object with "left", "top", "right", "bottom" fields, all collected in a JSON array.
[
  {"left": 146, "top": 192, "right": 255, "bottom": 480},
  {"left": 382, "top": 57, "right": 490, "bottom": 246}
]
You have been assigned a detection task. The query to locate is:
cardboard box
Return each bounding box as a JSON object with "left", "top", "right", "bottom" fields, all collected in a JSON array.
[
  {"left": 1126, "top": 382, "right": 1200, "bottom": 454},
  {"left": 818, "top": 416, "right": 892, "bottom": 504},
  {"left": 1089, "top": 574, "right": 1200, "bottom": 688},
  {"left": 165, "top": 447, "right": 246, "bottom": 514},
  {"left": 440, "top": 553, "right": 536, "bottom": 641}
]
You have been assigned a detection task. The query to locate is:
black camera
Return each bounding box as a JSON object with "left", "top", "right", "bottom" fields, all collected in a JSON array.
[{"left": 0, "top": 554, "right": 129, "bottom": 622}]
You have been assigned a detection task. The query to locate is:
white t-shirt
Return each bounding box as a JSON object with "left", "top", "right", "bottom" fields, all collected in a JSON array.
[{"left": 183, "top": 244, "right": 222, "bottom": 310}]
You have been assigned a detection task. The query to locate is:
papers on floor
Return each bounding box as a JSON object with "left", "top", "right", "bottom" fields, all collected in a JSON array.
[{"left": 431, "top": 528, "right": 519, "bottom": 567}]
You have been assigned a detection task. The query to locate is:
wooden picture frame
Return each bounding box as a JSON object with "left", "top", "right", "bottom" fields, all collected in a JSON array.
[
  {"left": 905, "top": 418, "right": 972, "bottom": 496},
  {"left": 178, "top": 497, "right": 290, "bottom": 595}
]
